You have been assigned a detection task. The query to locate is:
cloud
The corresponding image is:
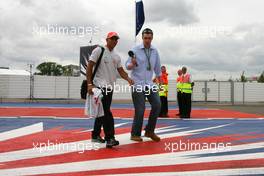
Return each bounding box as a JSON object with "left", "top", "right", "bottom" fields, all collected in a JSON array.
[
  {"left": 145, "top": 0, "right": 199, "bottom": 25},
  {"left": 152, "top": 23, "right": 264, "bottom": 78},
  {"left": 0, "top": 0, "right": 107, "bottom": 69},
  {"left": 0, "top": 0, "right": 263, "bottom": 81}
]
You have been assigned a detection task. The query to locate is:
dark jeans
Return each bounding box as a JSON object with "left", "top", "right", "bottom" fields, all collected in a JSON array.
[
  {"left": 159, "top": 96, "right": 168, "bottom": 116},
  {"left": 177, "top": 91, "right": 183, "bottom": 115},
  {"left": 131, "top": 87, "right": 161, "bottom": 136},
  {"left": 182, "top": 93, "right": 192, "bottom": 117},
  {"left": 92, "top": 88, "right": 115, "bottom": 141}
]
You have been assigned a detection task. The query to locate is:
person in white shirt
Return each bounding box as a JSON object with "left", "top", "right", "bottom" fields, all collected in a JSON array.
[{"left": 87, "top": 32, "right": 134, "bottom": 148}]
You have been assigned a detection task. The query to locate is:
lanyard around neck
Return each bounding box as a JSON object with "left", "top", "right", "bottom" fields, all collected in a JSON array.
[{"left": 144, "top": 48, "right": 151, "bottom": 71}]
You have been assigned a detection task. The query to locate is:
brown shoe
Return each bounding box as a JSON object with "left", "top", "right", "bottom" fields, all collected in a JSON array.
[
  {"left": 144, "top": 132, "right": 161, "bottom": 142},
  {"left": 130, "top": 135, "right": 143, "bottom": 142}
]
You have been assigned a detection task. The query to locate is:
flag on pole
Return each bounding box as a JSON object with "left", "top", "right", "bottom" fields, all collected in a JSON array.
[
  {"left": 136, "top": 0, "right": 145, "bottom": 36},
  {"left": 79, "top": 45, "right": 98, "bottom": 76}
]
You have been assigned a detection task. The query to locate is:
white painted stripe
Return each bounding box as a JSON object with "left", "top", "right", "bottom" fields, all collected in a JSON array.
[
  {"left": 155, "top": 125, "right": 177, "bottom": 131},
  {"left": 54, "top": 117, "right": 86, "bottom": 120},
  {"left": 181, "top": 119, "right": 211, "bottom": 121},
  {"left": 234, "top": 118, "right": 264, "bottom": 121},
  {"left": 0, "top": 123, "right": 229, "bottom": 162},
  {"left": 0, "top": 142, "right": 263, "bottom": 175},
  {"left": 114, "top": 117, "right": 134, "bottom": 120},
  {"left": 158, "top": 117, "right": 172, "bottom": 120},
  {"left": 155, "top": 127, "right": 188, "bottom": 134},
  {"left": 109, "top": 167, "right": 264, "bottom": 176},
  {"left": 0, "top": 122, "right": 43, "bottom": 142},
  {"left": 75, "top": 122, "right": 130, "bottom": 133},
  {"left": 114, "top": 122, "right": 131, "bottom": 128},
  {"left": 207, "top": 118, "right": 235, "bottom": 120},
  {"left": 74, "top": 129, "right": 93, "bottom": 133},
  {"left": 159, "top": 123, "right": 232, "bottom": 139},
  {"left": 19, "top": 116, "right": 55, "bottom": 119},
  {"left": 163, "top": 118, "right": 212, "bottom": 121},
  {"left": 0, "top": 107, "right": 82, "bottom": 109},
  {"left": 237, "top": 118, "right": 259, "bottom": 120},
  {"left": 0, "top": 116, "right": 18, "bottom": 119}
]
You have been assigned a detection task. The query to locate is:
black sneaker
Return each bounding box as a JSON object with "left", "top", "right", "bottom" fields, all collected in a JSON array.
[
  {"left": 106, "top": 138, "right": 119, "bottom": 148},
  {"left": 92, "top": 136, "right": 105, "bottom": 143}
]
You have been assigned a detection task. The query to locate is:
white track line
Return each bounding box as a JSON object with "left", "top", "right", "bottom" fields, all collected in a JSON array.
[{"left": 0, "top": 122, "right": 43, "bottom": 142}]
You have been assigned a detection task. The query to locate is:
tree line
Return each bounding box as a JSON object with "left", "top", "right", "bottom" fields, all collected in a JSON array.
[{"left": 35, "top": 62, "right": 79, "bottom": 76}]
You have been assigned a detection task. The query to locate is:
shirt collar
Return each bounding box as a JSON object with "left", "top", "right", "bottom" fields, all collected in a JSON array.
[
  {"left": 104, "top": 45, "right": 114, "bottom": 52},
  {"left": 140, "top": 43, "right": 154, "bottom": 50}
]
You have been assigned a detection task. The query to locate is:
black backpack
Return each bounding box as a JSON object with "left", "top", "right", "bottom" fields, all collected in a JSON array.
[{"left": 80, "top": 45, "right": 105, "bottom": 99}]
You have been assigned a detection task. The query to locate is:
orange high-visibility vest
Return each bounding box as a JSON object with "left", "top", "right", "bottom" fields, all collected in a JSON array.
[
  {"left": 161, "top": 72, "right": 168, "bottom": 84},
  {"left": 159, "top": 72, "right": 168, "bottom": 97}
]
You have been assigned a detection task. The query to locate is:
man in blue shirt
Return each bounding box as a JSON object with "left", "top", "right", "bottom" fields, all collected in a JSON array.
[{"left": 126, "top": 28, "right": 162, "bottom": 142}]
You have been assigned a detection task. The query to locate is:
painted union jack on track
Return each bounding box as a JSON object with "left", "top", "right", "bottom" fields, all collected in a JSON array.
[{"left": 0, "top": 118, "right": 264, "bottom": 176}]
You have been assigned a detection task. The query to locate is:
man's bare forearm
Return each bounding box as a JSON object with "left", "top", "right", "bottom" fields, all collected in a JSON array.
[
  {"left": 86, "top": 61, "right": 95, "bottom": 85},
  {"left": 117, "top": 67, "right": 129, "bottom": 81}
]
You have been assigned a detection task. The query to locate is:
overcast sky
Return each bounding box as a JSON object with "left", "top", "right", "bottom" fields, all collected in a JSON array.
[{"left": 0, "top": 0, "right": 264, "bottom": 80}]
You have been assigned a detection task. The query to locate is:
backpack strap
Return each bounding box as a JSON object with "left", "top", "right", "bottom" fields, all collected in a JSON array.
[{"left": 91, "top": 46, "right": 105, "bottom": 82}]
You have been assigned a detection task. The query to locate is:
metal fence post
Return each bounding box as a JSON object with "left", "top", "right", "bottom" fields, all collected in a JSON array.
[
  {"left": 231, "top": 81, "right": 235, "bottom": 105},
  {"left": 218, "top": 81, "right": 220, "bottom": 103},
  {"left": 31, "top": 75, "right": 34, "bottom": 100},
  {"left": 243, "top": 82, "right": 245, "bottom": 105},
  {"left": 28, "top": 74, "right": 36, "bottom": 103},
  {"left": 176, "top": 86, "right": 178, "bottom": 107},
  {"left": 67, "top": 77, "right": 70, "bottom": 101},
  {"left": 0, "top": 82, "right": 3, "bottom": 103},
  {"left": 204, "top": 81, "right": 208, "bottom": 103},
  {"left": 54, "top": 76, "right": 57, "bottom": 99}
]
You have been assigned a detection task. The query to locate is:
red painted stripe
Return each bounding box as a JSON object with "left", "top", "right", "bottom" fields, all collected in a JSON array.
[
  {"left": 0, "top": 108, "right": 262, "bottom": 118},
  {"left": 2, "top": 133, "right": 262, "bottom": 170},
  {"left": 35, "top": 158, "right": 264, "bottom": 176},
  {"left": 0, "top": 127, "right": 88, "bottom": 153},
  {"left": 0, "top": 107, "right": 85, "bottom": 117}
]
